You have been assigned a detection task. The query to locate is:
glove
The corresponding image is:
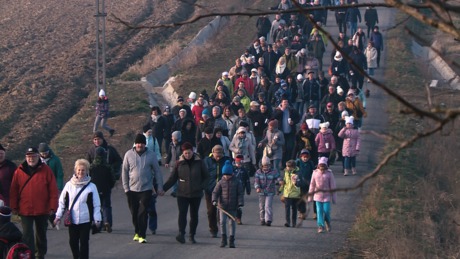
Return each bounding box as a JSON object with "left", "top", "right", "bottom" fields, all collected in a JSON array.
[{"left": 212, "top": 201, "right": 217, "bottom": 206}]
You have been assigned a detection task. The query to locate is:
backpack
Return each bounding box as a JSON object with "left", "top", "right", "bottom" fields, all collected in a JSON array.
[{"left": 0, "top": 240, "right": 32, "bottom": 259}]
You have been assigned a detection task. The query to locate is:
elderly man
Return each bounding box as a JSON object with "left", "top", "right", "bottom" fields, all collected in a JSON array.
[
  {"left": 203, "top": 145, "right": 231, "bottom": 238},
  {"left": 10, "top": 147, "right": 59, "bottom": 259},
  {"left": 122, "top": 134, "right": 164, "bottom": 244}
]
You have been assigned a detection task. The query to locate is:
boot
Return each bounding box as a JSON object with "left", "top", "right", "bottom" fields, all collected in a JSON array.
[
  {"left": 220, "top": 234, "right": 227, "bottom": 247},
  {"left": 351, "top": 168, "right": 357, "bottom": 175},
  {"left": 344, "top": 169, "right": 350, "bottom": 176},
  {"left": 229, "top": 235, "right": 235, "bottom": 248},
  {"left": 189, "top": 234, "right": 196, "bottom": 244},
  {"left": 176, "top": 233, "right": 185, "bottom": 244}
]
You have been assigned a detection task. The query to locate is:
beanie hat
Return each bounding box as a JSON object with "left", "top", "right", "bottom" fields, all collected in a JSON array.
[
  {"left": 93, "top": 131, "right": 104, "bottom": 139},
  {"left": 181, "top": 142, "right": 193, "bottom": 151},
  {"left": 318, "top": 157, "right": 328, "bottom": 166},
  {"left": 222, "top": 160, "right": 233, "bottom": 175},
  {"left": 0, "top": 206, "right": 12, "bottom": 224},
  {"left": 233, "top": 96, "right": 241, "bottom": 102},
  {"left": 99, "top": 89, "right": 106, "bottom": 97},
  {"left": 95, "top": 146, "right": 106, "bottom": 157},
  {"left": 345, "top": 116, "right": 354, "bottom": 125},
  {"left": 300, "top": 149, "right": 310, "bottom": 156},
  {"left": 212, "top": 145, "right": 223, "bottom": 153},
  {"left": 268, "top": 119, "right": 278, "bottom": 128},
  {"left": 235, "top": 155, "right": 244, "bottom": 164},
  {"left": 347, "top": 90, "right": 355, "bottom": 96},
  {"left": 239, "top": 121, "right": 249, "bottom": 128},
  {"left": 189, "top": 92, "right": 197, "bottom": 99},
  {"left": 261, "top": 156, "right": 271, "bottom": 166},
  {"left": 38, "top": 143, "right": 50, "bottom": 153},
  {"left": 300, "top": 123, "right": 308, "bottom": 130},
  {"left": 143, "top": 124, "right": 151, "bottom": 133},
  {"left": 179, "top": 108, "right": 187, "bottom": 114},
  {"left": 337, "top": 86, "right": 344, "bottom": 94},
  {"left": 172, "top": 131, "right": 182, "bottom": 141},
  {"left": 177, "top": 96, "right": 184, "bottom": 102},
  {"left": 341, "top": 110, "right": 349, "bottom": 117},
  {"left": 202, "top": 109, "right": 210, "bottom": 116},
  {"left": 296, "top": 74, "right": 304, "bottom": 80},
  {"left": 222, "top": 71, "right": 229, "bottom": 77},
  {"left": 319, "top": 122, "right": 330, "bottom": 129},
  {"left": 0, "top": 144, "right": 4, "bottom": 151},
  {"left": 134, "top": 133, "right": 146, "bottom": 144}
]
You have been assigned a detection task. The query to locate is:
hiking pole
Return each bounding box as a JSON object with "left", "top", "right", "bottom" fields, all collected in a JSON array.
[{"left": 216, "top": 205, "right": 236, "bottom": 222}]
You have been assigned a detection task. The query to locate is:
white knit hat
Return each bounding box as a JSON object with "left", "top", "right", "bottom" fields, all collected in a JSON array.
[
  {"left": 319, "top": 122, "right": 330, "bottom": 129},
  {"left": 341, "top": 111, "right": 349, "bottom": 117},
  {"left": 188, "top": 92, "right": 196, "bottom": 99},
  {"left": 345, "top": 116, "right": 354, "bottom": 124},
  {"left": 261, "top": 156, "right": 271, "bottom": 165},
  {"left": 99, "top": 89, "right": 106, "bottom": 97}
]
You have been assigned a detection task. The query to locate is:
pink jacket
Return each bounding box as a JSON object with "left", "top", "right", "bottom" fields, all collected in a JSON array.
[
  {"left": 338, "top": 127, "right": 360, "bottom": 157},
  {"left": 308, "top": 169, "right": 336, "bottom": 203},
  {"left": 315, "top": 129, "right": 336, "bottom": 153}
]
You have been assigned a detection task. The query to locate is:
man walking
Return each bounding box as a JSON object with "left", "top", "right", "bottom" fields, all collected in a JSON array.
[
  {"left": 122, "top": 134, "right": 164, "bottom": 244},
  {"left": 10, "top": 147, "right": 59, "bottom": 259}
]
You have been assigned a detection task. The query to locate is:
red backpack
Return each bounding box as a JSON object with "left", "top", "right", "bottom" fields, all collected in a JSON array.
[{"left": 0, "top": 239, "right": 32, "bottom": 259}]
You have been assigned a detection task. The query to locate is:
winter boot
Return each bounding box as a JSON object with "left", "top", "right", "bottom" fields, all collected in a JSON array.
[
  {"left": 229, "top": 235, "right": 235, "bottom": 248},
  {"left": 189, "top": 234, "right": 196, "bottom": 244},
  {"left": 220, "top": 234, "right": 227, "bottom": 247},
  {"left": 176, "top": 233, "right": 185, "bottom": 244},
  {"left": 351, "top": 168, "right": 357, "bottom": 175},
  {"left": 344, "top": 169, "right": 350, "bottom": 176}
]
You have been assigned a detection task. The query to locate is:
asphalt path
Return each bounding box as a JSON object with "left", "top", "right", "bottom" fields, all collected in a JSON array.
[{"left": 41, "top": 3, "right": 393, "bottom": 258}]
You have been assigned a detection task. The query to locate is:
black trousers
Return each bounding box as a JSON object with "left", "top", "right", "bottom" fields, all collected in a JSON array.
[
  {"left": 177, "top": 196, "right": 202, "bottom": 236},
  {"left": 204, "top": 192, "right": 218, "bottom": 234},
  {"left": 126, "top": 190, "right": 152, "bottom": 238},
  {"left": 69, "top": 222, "right": 91, "bottom": 259},
  {"left": 20, "top": 215, "right": 48, "bottom": 258}
]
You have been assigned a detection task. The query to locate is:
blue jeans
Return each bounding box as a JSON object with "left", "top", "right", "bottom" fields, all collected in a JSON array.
[
  {"left": 219, "top": 210, "right": 236, "bottom": 236},
  {"left": 294, "top": 102, "right": 305, "bottom": 117},
  {"left": 148, "top": 194, "right": 157, "bottom": 232},
  {"left": 93, "top": 115, "right": 113, "bottom": 133},
  {"left": 315, "top": 201, "right": 331, "bottom": 227},
  {"left": 100, "top": 190, "right": 112, "bottom": 226},
  {"left": 349, "top": 22, "right": 357, "bottom": 37},
  {"left": 272, "top": 159, "right": 282, "bottom": 177},
  {"left": 343, "top": 156, "right": 356, "bottom": 169}
]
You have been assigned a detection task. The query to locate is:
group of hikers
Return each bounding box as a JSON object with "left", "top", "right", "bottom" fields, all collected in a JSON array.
[{"left": 0, "top": 1, "right": 385, "bottom": 258}]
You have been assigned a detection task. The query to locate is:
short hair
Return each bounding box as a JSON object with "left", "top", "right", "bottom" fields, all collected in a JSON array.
[{"left": 74, "top": 159, "right": 90, "bottom": 175}]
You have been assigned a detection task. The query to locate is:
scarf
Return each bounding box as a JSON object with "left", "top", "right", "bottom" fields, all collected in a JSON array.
[
  {"left": 151, "top": 115, "right": 159, "bottom": 123},
  {"left": 275, "top": 63, "right": 286, "bottom": 75},
  {"left": 70, "top": 174, "right": 91, "bottom": 187}
]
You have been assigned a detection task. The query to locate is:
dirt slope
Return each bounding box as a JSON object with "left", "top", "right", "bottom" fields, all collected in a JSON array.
[{"left": 0, "top": 0, "right": 196, "bottom": 160}]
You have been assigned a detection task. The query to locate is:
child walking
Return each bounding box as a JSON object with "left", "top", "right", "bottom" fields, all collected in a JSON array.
[
  {"left": 279, "top": 160, "right": 301, "bottom": 227},
  {"left": 212, "top": 160, "right": 244, "bottom": 248},
  {"left": 254, "top": 156, "right": 281, "bottom": 226},
  {"left": 295, "top": 149, "right": 315, "bottom": 223},
  {"left": 308, "top": 157, "right": 337, "bottom": 233},
  {"left": 233, "top": 155, "right": 251, "bottom": 225}
]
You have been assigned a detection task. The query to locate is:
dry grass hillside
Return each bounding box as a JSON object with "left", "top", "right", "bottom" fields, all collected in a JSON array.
[{"left": 0, "top": 0, "right": 199, "bottom": 160}]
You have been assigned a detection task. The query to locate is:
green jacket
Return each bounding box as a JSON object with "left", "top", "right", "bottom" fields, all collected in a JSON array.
[{"left": 43, "top": 149, "right": 64, "bottom": 190}]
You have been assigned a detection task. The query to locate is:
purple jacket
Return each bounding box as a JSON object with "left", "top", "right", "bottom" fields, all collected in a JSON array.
[
  {"left": 338, "top": 127, "right": 360, "bottom": 157},
  {"left": 254, "top": 168, "right": 281, "bottom": 196},
  {"left": 308, "top": 169, "right": 336, "bottom": 203},
  {"left": 315, "top": 129, "right": 336, "bottom": 153}
]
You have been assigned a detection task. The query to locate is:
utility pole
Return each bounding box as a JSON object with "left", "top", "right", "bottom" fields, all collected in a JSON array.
[{"left": 95, "top": 0, "right": 107, "bottom": 95}]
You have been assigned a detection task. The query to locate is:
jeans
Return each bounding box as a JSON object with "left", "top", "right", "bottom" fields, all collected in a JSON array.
[
  {"left": 100, "top": 190, "right": 112, "bottom": 226},
  {"left": 219, "top": 210, "right": 236, "bottom": 236},
  {"left": 205, "top": 192, "right": 218, "bottom": 234},
  {"left": 294, "top": 102, "right": 305, "bottom": 117},
  {"left": 343, "top": 156, "right": 356, "bottom": 169},
  {"left": 147, "top": 194, "right": 157, "bottom": 232},
  {"left": 93, "top": 115, "right": 113, "bottom": 133},
  {"left": 315, "top": 201, "right": 331, "bottom": 227},
  {"left": 21, "top": 215, "right": 48, "bottom": 258},
  {"left": 69, "top": 222, "right": 91, "bottom": 259},
  {"left": 284, "top": 198, "right": 299, "bottom": 226},
  {"left": 349, "top": 22, "right": 358, "bottom": 37},
  {"left": 126, "top": 190, "right": 152, "bottom": 238},
  {"left": 258, "top": 195, "right": 274, "bottom": 222},
  {"left": 272, "top": 159, "right": 282, "bottom": 178},
  {"left": 177, "top": 196, "right": 202, "bottom": 235}
]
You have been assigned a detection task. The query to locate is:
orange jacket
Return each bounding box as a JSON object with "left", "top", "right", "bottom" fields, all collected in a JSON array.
[{"left": 10, "top": 161, "right": 59, "bottom": 216}]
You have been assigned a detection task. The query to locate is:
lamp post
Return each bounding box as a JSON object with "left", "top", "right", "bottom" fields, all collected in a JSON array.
[{"left": 95, "top": 0, "right": 107, "bottom": 95}]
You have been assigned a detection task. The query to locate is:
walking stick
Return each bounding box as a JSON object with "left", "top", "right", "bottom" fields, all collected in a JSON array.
[{"left": 216, "top": 205, "right": 236, "bottom": 222}]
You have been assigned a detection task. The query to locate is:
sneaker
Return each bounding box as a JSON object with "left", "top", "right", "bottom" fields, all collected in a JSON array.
[
  {"left": 266, "top": 221, "right": 271, "bottom": 226},
  {"left": 284, "top": 223, "right": 290, "bottom": 227},
  {"left": 318, "top": 227, "right": 325, "bottom": 233},
  {"left": 260, "top": 220, "right": 266, "bottom": 226},
  {"left": 109, "top": 129, "right": 115, "bottom": 137},
  {"left": 133, "top": 234, "right": 139, "bottom": 241},
  {"left": 325, "top": 221, "right": 331, "bottom": 232},
  {"left": 104, "top": 223, "right": 112, "bottom": 233},
  {"left": 138, "top": 237, "right": 147, "bottom": 243}
]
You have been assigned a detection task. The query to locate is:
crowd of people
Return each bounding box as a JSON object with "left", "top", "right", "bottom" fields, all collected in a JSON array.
[{"left": 0, "top": 1, "right": 385, "bottom": 257}]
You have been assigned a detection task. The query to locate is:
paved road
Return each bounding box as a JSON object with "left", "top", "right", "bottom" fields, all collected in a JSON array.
[{"left": 42, "top": 3, "right": 393, "bottom": 258}]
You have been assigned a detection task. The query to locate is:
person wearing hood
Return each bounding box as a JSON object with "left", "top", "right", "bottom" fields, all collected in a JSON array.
[
  {"left": 163, "top": 142, "right": 210, "bottom": 244},
  {"left": 0, "top": 205, "right": 23, "bottom": 255},
  {"left": 89, "top": 146, "right": 114, "bottom": 234},
  {"left": 338, "top": 116, "right": 361, "bottom": 176},
  {"left": 279, "top": 160, "right": 301, "bottom": 227},
  {"left": 10, "top": 147, "right": 59, "bottom": 259},
  {"left": 274, "top": 56, "right": 290, "bottom": 80},
  {"left": 38, "top": 143, "right": 64, "bottom": 191},
  {"left": 122, "top": 134, "right": 164, "bottom": 244},
  {"left": 54, "top": 159, "right": 101, "bottom": 259},
  {"left": 230, "top": 127, "right": 256, "bottom": 172},
  {"left": 212, "top": 160, "right": 244, "bottom": 248},
  {"left": 330, "top": 51, "right": 350, "bottom": 94},
  {"left": 180, "top": 118, "right": 197, "bottom": 149},
  {"left": 315, "top": 122, "right": 336, "bottom": 160},
  {"left": 0, "top": 144, "right": 16, "bottom": 206},
  {"left": 93, "top": 89, "right": 115, "bottom": 137},
  {"left": 212, "top": 128, "right": 231, "bottom": 157},
  {"left": 308, "top": 157, "right": 337, "bottom": 233},
  {"left": 86, "top": 131, "right": 122, "bottom": 182},
  {"left": 204, "top": 145, "right": 231, "bottom": 238},
  {"left": 191, "top": 96, "right": 206, "bottom": 126}
]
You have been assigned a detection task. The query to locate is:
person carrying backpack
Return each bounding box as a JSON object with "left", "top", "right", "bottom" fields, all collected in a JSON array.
[{"left": 0, "top": 204, "right": 32, "bottom": 259}]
